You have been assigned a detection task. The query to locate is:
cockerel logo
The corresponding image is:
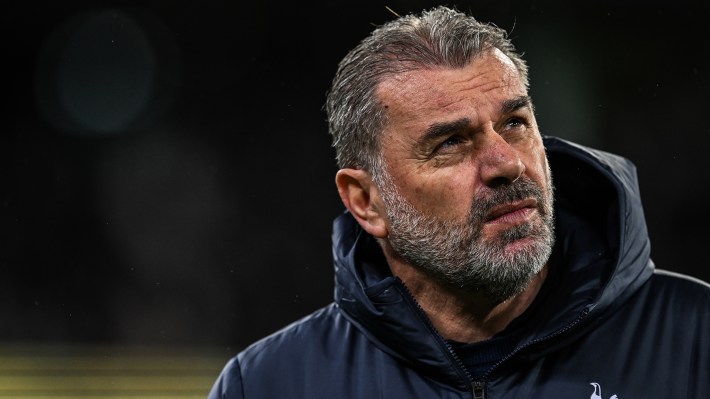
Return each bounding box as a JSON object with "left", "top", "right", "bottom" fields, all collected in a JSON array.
[{"left": 590, "top": 382, "right": 618, "bottom": 399}]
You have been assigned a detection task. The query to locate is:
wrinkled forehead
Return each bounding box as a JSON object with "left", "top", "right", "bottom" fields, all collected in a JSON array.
[{"left": 375, "top": 49, "right": 527, "bottom": 126}]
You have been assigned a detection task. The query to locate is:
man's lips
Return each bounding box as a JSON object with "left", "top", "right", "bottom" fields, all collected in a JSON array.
[{"left": 484, "top": 199, "right": 538, "bottom": 224}]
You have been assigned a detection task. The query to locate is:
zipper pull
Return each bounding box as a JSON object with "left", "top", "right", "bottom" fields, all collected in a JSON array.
[{"left": 472, "top": 381, "right": 486, "bottom": 399}]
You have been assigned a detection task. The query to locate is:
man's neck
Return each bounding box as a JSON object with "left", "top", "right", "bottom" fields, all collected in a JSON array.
[{"left": 387, "top": 254, "right": 548, "bottom": 344}]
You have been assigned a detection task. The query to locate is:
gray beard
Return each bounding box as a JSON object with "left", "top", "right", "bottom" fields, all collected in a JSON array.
[{"left": 378, "top": 170, "right": 555, "bottom": 303}]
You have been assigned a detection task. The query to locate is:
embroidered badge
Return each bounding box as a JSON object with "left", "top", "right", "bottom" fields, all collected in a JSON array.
[{"left": 590, "top": 382, "right": 618, "bottom": 399}]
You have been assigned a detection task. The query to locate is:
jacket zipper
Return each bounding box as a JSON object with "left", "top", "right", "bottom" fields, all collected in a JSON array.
[
  {"left": 478, "top": 306, "right": 592, "bottom": 383},
  {"left": 394, "top": 278, "right": 595, "bottom": 399},
  {"left": 394, "top": 279, "right": 478, "bottom": 397},
  {"left": 472, "top": 381, "right": 486, "bottom": 399},
  {"left": 465, "top": 308, "right": 590, "bottom": 399}
]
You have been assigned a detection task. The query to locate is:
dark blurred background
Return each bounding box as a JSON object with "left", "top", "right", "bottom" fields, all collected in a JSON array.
[{"left": 3, "top": 1, "right": 709, "bottom": 351}]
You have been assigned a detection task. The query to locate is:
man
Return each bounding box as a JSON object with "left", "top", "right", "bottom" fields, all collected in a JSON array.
[{"left": 209, "top": 6, "right": 709, "bottom": 398}]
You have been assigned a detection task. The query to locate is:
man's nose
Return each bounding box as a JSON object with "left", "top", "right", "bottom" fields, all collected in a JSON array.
[{"left": 477, "top": 129, "right": 525, "bottom": 188}]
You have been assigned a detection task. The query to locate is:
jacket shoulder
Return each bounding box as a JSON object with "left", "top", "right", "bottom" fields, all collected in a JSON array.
[
  {"left": 628, "top": 269, "right": 710, "bottom": 333},
  {"left": 208, "top": 303, "right": 349, "bottom": 399},
  {"left": 237, "top": 303, "right": 343, "bottom": 369},
  {"left": 208, "top": 357, "right": 244, "bottom": 399},
  {"left": 649, "top": 269, "right": 710, "bottom": 303}
]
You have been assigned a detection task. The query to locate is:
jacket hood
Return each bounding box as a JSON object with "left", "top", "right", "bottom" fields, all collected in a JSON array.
[
  {"left": 543, "top": 137, "right": 654, "bottom": 314},
  {"left": 331, "top": 136, "right": 654, "bottom": 386}
]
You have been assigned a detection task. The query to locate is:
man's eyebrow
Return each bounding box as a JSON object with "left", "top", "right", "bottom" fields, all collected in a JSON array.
[
  {"left": 501, "top": 95, "right": 533, "bottom": 114},
  {"left": 417, "top": 97, "right": 531, "bottom": 146},
  {"left": 419, "top": 117, "right": 471, "bottom": 145}
]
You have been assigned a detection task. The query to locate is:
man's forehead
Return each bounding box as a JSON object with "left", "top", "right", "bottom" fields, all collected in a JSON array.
[{"left": 376, "top": 49, "right": 527, "bottom": 121}]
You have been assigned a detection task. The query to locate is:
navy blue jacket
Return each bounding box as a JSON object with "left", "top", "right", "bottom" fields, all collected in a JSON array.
[{"left": 209, "top": 137, "right": 710, "bottom": 398}]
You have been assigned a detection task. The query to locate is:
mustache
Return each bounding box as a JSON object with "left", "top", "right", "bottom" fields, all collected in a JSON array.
[{"left": 469, "top": 176, "right": 548, "bottom": 225}]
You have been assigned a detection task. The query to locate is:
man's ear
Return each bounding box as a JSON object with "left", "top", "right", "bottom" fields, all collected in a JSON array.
[{"left": 335, "top": 168, "right": 388, "bottom": 238}]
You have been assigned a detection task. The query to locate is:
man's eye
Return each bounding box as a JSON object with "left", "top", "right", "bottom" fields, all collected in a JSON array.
[
  {"left": 440, "top": 136, "right": 463, "bottom": 148},
  {"left": 505, "top": 118, "right": 525, "bottom": 129},
  {"left": 430, "top": 136, "right": 464, "bottom": 156}
]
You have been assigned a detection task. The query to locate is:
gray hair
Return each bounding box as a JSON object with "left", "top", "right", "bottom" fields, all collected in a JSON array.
[{"left": 325, "top": 6, "right": 529, "bottom": 180}]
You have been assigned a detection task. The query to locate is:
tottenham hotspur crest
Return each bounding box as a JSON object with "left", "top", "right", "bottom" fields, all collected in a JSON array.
[{"left": 590, "top": 382, "right": 618, "bottom": 399}]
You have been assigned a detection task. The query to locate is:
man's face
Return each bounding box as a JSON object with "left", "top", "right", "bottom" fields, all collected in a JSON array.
[{"left": 374, "top": 49, "right": 554, "bottom": 302}]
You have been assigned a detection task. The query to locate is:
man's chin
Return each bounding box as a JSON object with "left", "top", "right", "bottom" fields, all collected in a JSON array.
[
  {"left": 499, "top": 235, "right": 541, "bottom": 255},
  {"left": 481, "top": 223, "right": 541, "bottom": 255},
  {"left": 457, "top": 274, "right": 537, "bottom": 305}
]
